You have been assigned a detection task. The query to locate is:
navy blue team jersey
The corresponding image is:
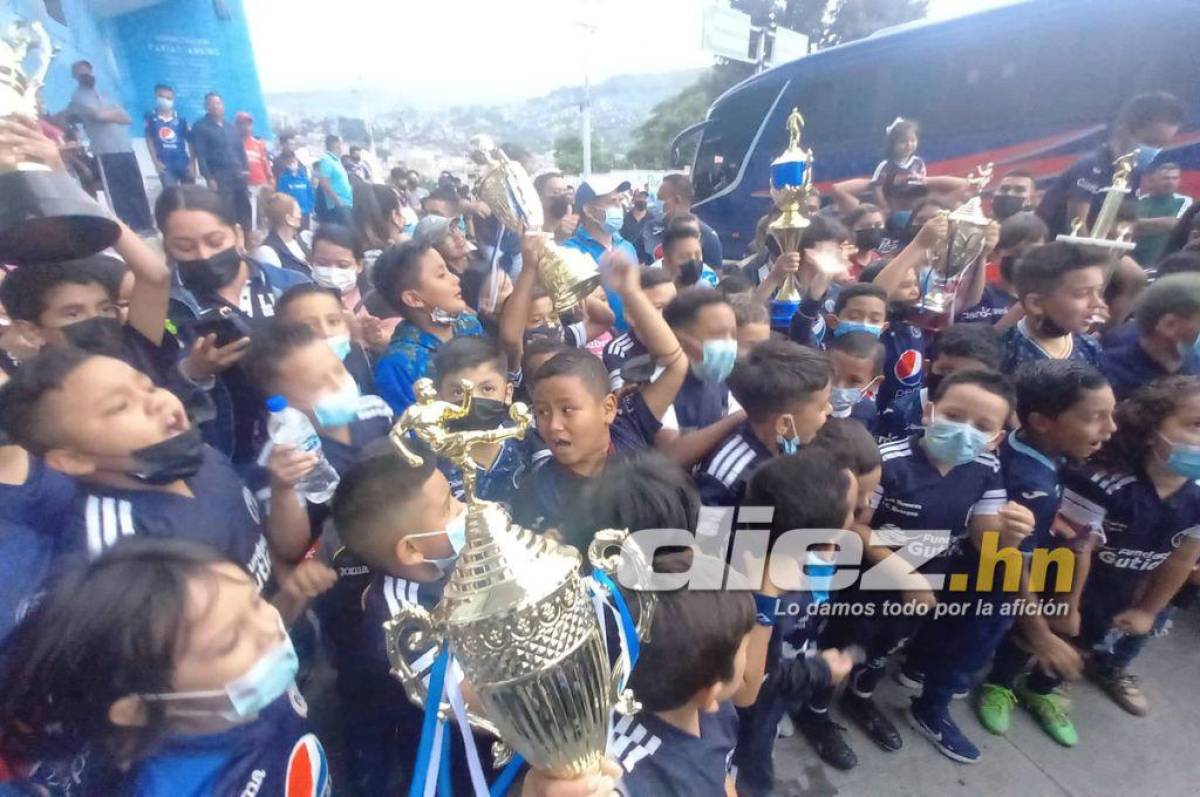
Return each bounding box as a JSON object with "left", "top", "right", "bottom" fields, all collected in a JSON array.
[
  {"left": 126, "top": 686, "right": 330, "bottom": 797},
  {"left": 955, "top": 283, "right": 1016, "bottom": 325},
  {"left": 0, "top": 455, "right": 75, "bottom": 538},
  {"left": 875, "top": 388, "right": 926, "bottom": 443},
  {"left": 998, "top": 432, "right": 1065, "bottom": 553},
  {"left": 877, "top": 319, "right": 926, "bottom": 412},
  {"left": 0, "top": 516, "right": 52, "bottom": 644},
  {"left": 695, "top": 420, "right": 774, "bottom": 507},
  {"left": 663, "top": 371, "right": 735, "bottom": 435},
  {"left": 1001, "top": 320, "right": 1101, "bottom": 373},
  {"left": 65, "top": 445, "right": 273, "bottom": 590},
  {"left": 603, "top": 331, "right": 648, "bottom": 390},
  {"left": 1061, "top": 464, "right": 1200, "bottom": 599},
  {"left": 1100, "top": 340, "right": 1199, "bottom": 401},
  {"left": 870, "top": 436, "right": 1006, "bottom": 567},
  {"left": 611, "top": 700, "right": 738, "bottom": 797},
  {"left": 439, "top": 436, "right": 529, "bottom": 507}
]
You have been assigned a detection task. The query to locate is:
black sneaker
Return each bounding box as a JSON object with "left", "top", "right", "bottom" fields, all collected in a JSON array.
[
  {"left": 795, "top": 710, "right": 859, "bottom": 771},
  {"left": 841, "top": 691, "right": 903, "bottom": 752}
]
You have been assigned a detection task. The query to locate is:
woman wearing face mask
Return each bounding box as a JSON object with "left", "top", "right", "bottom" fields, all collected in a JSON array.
[
  {"left": 307, "top": 223, "right": 401, "bottom": 355},
  {"left": 252, "top": 192, "right": 311, "bottom": 275},
  {"left": 158, "top": 185, "right": 310, "bottom": 464},
  {"left": 0, "top": 539, "right": 335, "bottom": 796},
  {"left": 843, "top": 204, "right": 888, "bottom": 279}
]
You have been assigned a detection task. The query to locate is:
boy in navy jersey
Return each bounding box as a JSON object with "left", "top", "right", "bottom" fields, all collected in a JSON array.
[
  {"left": 877, "top": 322, "right": 1004, "bottom": 442},
  {"left": 1001, "top": 242, "right": 1105, "bottom": 372},
  {"left": 513, "top": 259, "right": 688, "bottom": 533},
  {"left": 788, "top": 278, "right": 888, "bottom": 351},
  {"left": 906, "top": 362, "right": 1114, "bottom": 759},
  {"left": 734, "top": 450, "right": 857, "bottom": 795},
  {"left": 244, "top": 322, "right": 394, "bottom": 558},
  {"left": 1011, "top": 377, "right": 1200, "bottom": 724},
  {"left": 611, "top": 552, "right": 756, "bottom": 797},
  {"left": 827, "top": 330, "right": 884, "bottom": 431},
  {"left": 696, "top": 339, "right": 832, "bottom": 506},
  {"left": 822, "top": 370, "right": 1024, "bottom": 763},
  {"left": 1099, "top": 273, "right": 1200, "bottom": 400},
  {"left": 0, "top": 349, "right": 273, "bottom": 592},
  {"left": 602, "top": 269, "right": 677, "bottom": 389},
  {"left": 432, "top": 336, "right": 528, "bottom": 507},
  {"left": 955, "top": 212, "right": 1046, "bottom": 325},
  {"left": 658, "top": 287, "right": 746, "bottom": 467}
]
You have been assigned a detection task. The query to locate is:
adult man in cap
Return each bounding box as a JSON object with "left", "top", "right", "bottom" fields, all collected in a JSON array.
[{"left": 562, "top": 176, "right": 635, "bottom": 332}]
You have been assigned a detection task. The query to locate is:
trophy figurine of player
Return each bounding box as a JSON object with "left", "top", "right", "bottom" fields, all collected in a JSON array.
[
  {"left": 384, "top": 377, "right": 656, "bottom": 788},
  {"left": 768, "top": 107, "right": 815, "bottom": 330},
  {"left": 918, "top": 162, "right": 995, "bottom": 325},
  {"left": 471, "top": 134, "right": 601, "bottom": 316},
  {"left": 0, "top": 20, "right": 120, "bottom": 264},
  {"left": 1057, "top": 150, "right": 1139, "bottom": 255}
]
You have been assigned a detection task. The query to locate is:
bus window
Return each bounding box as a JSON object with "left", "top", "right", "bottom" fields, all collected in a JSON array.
[{"left": 693, "top": 78, "right": 785, "bottom": 202}]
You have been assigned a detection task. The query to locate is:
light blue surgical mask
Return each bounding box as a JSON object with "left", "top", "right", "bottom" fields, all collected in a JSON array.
[
  {"left": 143, "top": 613, "right": 298, "bottom": 722},
  {"left": 313, "top": 378, "right": 362, "bottom": 428},
  {"left": 891, "top": 209, "right": 912, "bottom": 230},
  {"left": 603, "top": 206, "right": 624, "bottom": 235},
  {"left": 1134, "top": 145, "right": 1163, "bottom": 171},
  {"left": 409, "top": 508, "right": 468, "bottom": 577},
  {"left": 693, "top": 338, "right": 737, "bottom": 383},
  {"left": 922, "top": 409, "right": 994, "bottom": 467},
  {"left": 777, "top": 414, "right": 801, "bottom": 455},
  {"left": 805, "top": 551, "right": 836, "bottom": 605},
  {"left": 1160, "top": 433, "right": 1200, "bottom": 479},
  {"left": 830, "top": 386, "right": 863, "bottom": 417},
  {"left": 832, "top": 320, "right": 883, "bottom": 339},
  {"left": 326, "top": 334, "right": 352, "bottom": 361},
  {"left": 1177, "top": 334, "right": 1200, "bottom": 361}
]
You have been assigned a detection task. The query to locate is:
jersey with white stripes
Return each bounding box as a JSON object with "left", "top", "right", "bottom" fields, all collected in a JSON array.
[
  {"left": 65, "top": 445, "right": 272, "bottom": 590},
  {"left": 610, "top": 700, "right": 738, "bottom": 797},
  {"left": 868, "top": 435, "right": 1006, "bottom": 564},
  {"left": 1062, "top": 464, "right": 1200, "bottom": 576},
  {"left": 696, "top": 421, "right": 774, "bottom": 507},
  {"left": 362, "top": 571, "right": 448, "bottom": 689},
  {"left": 603, "top": 331, "right": 648, "bottom": 390}
]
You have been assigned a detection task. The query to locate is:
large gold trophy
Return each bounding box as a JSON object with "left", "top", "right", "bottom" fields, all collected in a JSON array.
[
  {"left": 919, "top": 162, "right": 995, "bottom": 321},
  {"left": 768, "top": 108, "right": 814, "bottom": 330},
  {"left": 471, "top": 135, "right": 601, "bottom": 316},
  {"left": 1057, "top": 150, "right": 1138, "bottom": 255},
  {"left": 0, "top": 20, "right": 120, "bottom": 264},
  {"left": 384, "top": 378, "right": 656, "bottom": 780}
]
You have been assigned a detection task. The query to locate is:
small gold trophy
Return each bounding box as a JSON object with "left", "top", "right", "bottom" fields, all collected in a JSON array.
[
  {"left": 768, "top": 108, "right": 814, "bottom": 329},
  {"left": 471, "top": 135, "right": 601, "bottom": 316},
  {"left": 384, "top": 378, "right": 656, "bottom": 778},
  {"left": 1057, "top": 150, "right": 1139, "bottom": 255},
  {"left": 0, "top": 19, "right": 120, "bottom": 264},
  {"left": 920, "top": 162, "right": 995, "bottom": 321}
]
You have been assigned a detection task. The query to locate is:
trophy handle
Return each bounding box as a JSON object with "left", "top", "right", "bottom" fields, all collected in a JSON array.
[
  {"left": 382, "top": 604, "right": 510, "bottom": 753},
  {"left": 588, "top": 528, "right": 657, "bottom": 714}
]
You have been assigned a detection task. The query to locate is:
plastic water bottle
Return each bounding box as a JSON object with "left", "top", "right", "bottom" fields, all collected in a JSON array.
[{"left": 265, "top": 395, "right": 340, "bottom": 503}]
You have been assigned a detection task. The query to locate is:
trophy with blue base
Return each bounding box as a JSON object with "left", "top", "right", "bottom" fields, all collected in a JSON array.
[
  {"left": 768, "top": 108, "right": 814, "bottom": 331},
  {"left": 384, "top": 379, "right": 656, "bottom": 795}
]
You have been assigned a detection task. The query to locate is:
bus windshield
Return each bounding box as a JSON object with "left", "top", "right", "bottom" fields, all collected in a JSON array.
[{"left": 691, "top": 78, "right": 784, "bottom": 203}]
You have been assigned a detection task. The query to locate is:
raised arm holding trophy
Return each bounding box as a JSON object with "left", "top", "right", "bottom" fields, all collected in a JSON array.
[
  {"left": 384, "top": 377, "right": 655, "bottom": 794},
  {"left": 916, "top": 162, "right": 995, "bottom": 327}
]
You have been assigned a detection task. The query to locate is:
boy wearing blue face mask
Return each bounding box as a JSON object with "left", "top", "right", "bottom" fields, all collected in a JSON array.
[
  {"left": 276, "top": 283, "right": 376, "bottom": 396},
  {"left": 821, "top": 370, "right": 1029, "bottom": 763},
  {"left": 332, "top": 441, "right": 488, "bottom": 795},
  {"left": 1099, "top": 272, "right": 1200, "bottom": 400},
  {"left": 657, "top": 288, "right": 748, "bottom": 467},
  {"left": 827, "top": 331, "right": 884, "bottom": 431},
  {"left": 696, "top": 339, "right": 832, "bottom": 506}
]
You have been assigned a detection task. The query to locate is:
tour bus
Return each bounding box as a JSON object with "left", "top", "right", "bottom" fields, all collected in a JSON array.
[{"left": 673, "top": 0, "right": 1200, "bottom": 259}]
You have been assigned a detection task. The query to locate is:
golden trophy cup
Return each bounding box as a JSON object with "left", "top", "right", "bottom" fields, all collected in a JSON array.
[
  {"left": 920, "top": 162, "right": 995, "bottom": 321},
  {"left": 384, "top": 378, "right": 656, "bottom": 779},
  {"left": 768, "top": 107, "right": 814, "bottom": 329},
  {"left": 0, "top": 19, "right": 120, "bottom": 264},
  {"left": 470, "top": 135, "right": 601, "bottom": 316},
  {"left": 1056, "top": 150, "right": 1138, "bottom": 255}
]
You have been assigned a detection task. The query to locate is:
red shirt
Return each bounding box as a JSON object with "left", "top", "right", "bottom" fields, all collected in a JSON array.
[{"left": 244, "top": 137, "right": 270, "bottom": 186}]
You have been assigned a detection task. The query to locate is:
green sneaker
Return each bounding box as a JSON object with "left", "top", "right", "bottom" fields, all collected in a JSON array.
[
  {"left": 1016, "top": 683, "right": 1078, "bottom": 747},
  {"left": 976, "top": 683, "right": 1017, "bottom": 735}
]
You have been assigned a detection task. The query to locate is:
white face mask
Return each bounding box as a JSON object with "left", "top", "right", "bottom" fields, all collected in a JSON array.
[{"left": 312, "top": 265, "right": 357, "bottom": 293}]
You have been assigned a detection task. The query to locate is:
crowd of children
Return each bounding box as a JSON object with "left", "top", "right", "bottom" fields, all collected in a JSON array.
[{"left": 0, "top": 91, "right": 1199, "bottom": 796}]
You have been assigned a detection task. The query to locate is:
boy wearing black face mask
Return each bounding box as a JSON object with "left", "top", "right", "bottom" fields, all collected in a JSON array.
[
  {"left": 0, "top": 349, "right": 273, "bottom": 593},
  {"left": 1001, "top": 243, "right": 1105, "bottom": 372},
  {"left": 432, "top": 337, "right": 529, "bottom": 507}
]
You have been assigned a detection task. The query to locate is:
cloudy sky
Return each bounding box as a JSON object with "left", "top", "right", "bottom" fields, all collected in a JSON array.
[{"left": 244, "top": 0, "right": 1010, "bottom": 103}]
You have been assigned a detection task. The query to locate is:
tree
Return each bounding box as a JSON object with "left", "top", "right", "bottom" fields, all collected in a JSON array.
[
  {"left": 552, "top": 133, "right": 615, "bottom": 174},
  {"left": 627, "top": 0, "right": 927, "bottom": 168}
]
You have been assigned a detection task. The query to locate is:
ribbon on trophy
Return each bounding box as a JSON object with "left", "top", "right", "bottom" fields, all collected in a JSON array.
[{"left": 387, "top": 378, "right": 657, "bottom": 797}]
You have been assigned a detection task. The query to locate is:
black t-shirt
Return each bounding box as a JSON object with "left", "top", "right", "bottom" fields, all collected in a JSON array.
[{"left": 1037, "top": 143, "right": 1144, "bottom": 237}]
